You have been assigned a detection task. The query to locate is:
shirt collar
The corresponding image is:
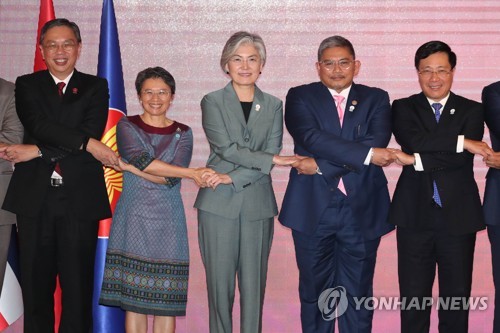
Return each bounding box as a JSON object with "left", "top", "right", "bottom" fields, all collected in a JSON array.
[
  {"left": 328, "top": 84, "right": 352, "bottom": 102},
  {"left": 426, "top": 93, "right": 450, "bottom": 110},
  {"left": 49, "top": 70, "right": 74, "bottom": 87}
]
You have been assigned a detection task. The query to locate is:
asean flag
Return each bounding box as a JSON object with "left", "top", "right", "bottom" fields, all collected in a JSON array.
[{"left": 92, "top": 0, "right": 127, "bottom": 331}]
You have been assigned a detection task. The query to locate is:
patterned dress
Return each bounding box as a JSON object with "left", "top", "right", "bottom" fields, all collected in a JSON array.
[{"left": 99, "top": 115, "right": 191, "bottom": 316}]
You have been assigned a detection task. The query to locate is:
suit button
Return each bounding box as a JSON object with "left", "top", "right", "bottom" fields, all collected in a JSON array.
[
  {"left": 330, "top": 188, "right": 335, "bottom": 191},
  {"left": 244, "top": 138, "right": 249, "bottom": 142}
]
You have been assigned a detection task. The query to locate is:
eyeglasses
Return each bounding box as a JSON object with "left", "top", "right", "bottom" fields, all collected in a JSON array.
[
  {"left": 42, "top": 41, "right": 77, "bottom": 53},
  {"left": 418, "top": 69, "right": 452, "bottom": 79},
  {"left": 141, "top": 89, "right": 171, "bottom": 99},
  {"left": 319, "top": 59, "right": 354, "bottom": 71},
  {"left": 229, "top": 56, "right": 261, "bottom": 66}
]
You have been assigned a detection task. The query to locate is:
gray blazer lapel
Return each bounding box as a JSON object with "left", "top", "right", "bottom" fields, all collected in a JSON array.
[
  {"left": 246, "top": 85, "right": 264, "bottom": 129},
  {"left": 222, "top": 82, "right": 247, "bottom": 127}
]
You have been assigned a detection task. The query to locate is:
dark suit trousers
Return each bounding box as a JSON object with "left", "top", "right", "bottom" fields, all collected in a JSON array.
[
  {"left": 292, "top": 191, "right": 380, "bottom": 333},
  {"left": 17, "top": 186, "right": 98, "bottom": 333},
  {"left": 397, "top": 206, "right": 476, "bottom": 333},
  {"left": 488, "top": 225, "right": 500, "bottom": 333}
]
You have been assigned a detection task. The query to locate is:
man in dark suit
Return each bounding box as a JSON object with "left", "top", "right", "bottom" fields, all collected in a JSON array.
[
  {"left": 0, "top": 19, "right": 118, "bottom": 332},
  {"left": 279, "top": 35, "right": 395, "bottom": 333},
  {"left": 391, "top": 41, "right": 491, "bottom": 333},
  {"left": 482, "top": 81, "right": 500, "bottom": 333},
  {"left": 0, "top": 77, "right": 23, "bottom": 297}
]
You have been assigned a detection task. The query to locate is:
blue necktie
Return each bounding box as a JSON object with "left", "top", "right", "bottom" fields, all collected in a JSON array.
[{"left": 431, "top": 103, "right": 442, "bottom": 207}]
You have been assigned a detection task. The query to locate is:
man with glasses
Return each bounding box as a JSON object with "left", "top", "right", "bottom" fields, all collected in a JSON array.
[
  {"left": 390, "top": 40, "right": 490, "bottom": 333},
  {"left": 279, "top": 35, "right": 395, "bottom": 333},
  {"left": 1, "top": 18, "right": 118, "bottom": 332}
]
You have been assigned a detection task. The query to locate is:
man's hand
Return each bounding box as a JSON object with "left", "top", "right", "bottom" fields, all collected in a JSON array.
[
  {"left": 292, "top": 157, "right": 318, "bottom": 175},
  {"left": 86, "top": 138, "right": 119, "bottom": 166},
  {"left": 2, "top": 144, "right": 39, "bottom": 163},
  {"left": 393, "top": 150, "right": 415, "bottom": 166},
  {"left": 464, "top": 139, "right": 493, "bottom": 158},
  {"left": 484, "top": 152, "right": 500, "bottom": 169},
  {"left": 371, "top": 148, "right": 396, "bottom": 167}
]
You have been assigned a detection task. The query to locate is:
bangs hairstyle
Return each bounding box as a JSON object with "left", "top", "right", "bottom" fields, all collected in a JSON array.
[
  {"left": 40, "top": 18, "right": 82, "bottom": 44},
  {"left": 135, "top": 67, "right": 176, "bottom": 95},
  {"left": 220, "top": 31, "right": 267, "bottom": 72}
]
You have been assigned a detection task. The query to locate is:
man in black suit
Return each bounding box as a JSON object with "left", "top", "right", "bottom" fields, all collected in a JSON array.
[
  {"left": 1, "top": 19, "right": 118, "bottom": 332},
  {"left": 482, "top": 81, "right": 500, "bottom": 333},
  {"left": 391, "top": 41, "right": 491, "bottom": 333}
]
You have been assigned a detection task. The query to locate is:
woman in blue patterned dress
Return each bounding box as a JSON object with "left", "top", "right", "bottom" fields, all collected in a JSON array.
[{"left": 100, "top": 67, "right": 212, "bottom": 333}]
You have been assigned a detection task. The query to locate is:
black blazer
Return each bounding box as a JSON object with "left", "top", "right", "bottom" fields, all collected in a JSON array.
[
  {"left": 482, "top": 81, "right": 500, "bottom": 226},
  {"left": 390, "top": 91, "right": 485, "bottom": 234},
  {"left": 3, "top": 70, "right": 111, "bottom": 220}
]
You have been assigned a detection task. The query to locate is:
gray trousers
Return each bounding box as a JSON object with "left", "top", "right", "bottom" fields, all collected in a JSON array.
[
  {"left": 198, "top": 210, "right": 274, "bottom": 333},
  {"left": 0, "top": 224, "right": 12, "bottom": 297}
]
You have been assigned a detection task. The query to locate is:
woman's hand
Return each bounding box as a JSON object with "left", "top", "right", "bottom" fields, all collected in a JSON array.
[
  {"left": 204, "top": 172, "right": 233, "bottom": 190},
  {"left": 273, "top": 154, "right": 301, "bottom": 166},
  {"left": 192, "top": 167, "right": 215, "bottom": 187}
]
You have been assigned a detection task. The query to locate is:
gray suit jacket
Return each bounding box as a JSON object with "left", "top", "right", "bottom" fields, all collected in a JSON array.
[
  {"left": 0, "top": 78, "right": 23, "bottom": 225},
  {"left": 194, "top": 82, "right": 283, "bottom": 221}
]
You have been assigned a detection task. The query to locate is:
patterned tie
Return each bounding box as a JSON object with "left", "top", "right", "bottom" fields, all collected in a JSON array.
[
  {"left": 57, "top": 82, "right": 66, "bottom": 97},
  {"left": 334, "top": 95, "right": 347, "bottom": 195},
  {"left": 431, "top": 103, "right": 442, "bottom": 207}
]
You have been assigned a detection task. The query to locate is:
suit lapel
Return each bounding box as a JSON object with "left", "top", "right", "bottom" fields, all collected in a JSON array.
[
  {"left": 246, "top": 85, "right": 264, "bottom": 129},
  {"left": 222, "top": 82, "right": 247, "bottom": 127},
  {"left": 64, "top": 70, "right": 80, "bottom": 104},
  {"left": 414, "top": 92, "right": 438, "bottom": 130},
  {"left": 313, "top": 83, "right": 341, "bottom": 133},
  {"left": 343, "top": 83, "right": 361, "bottom": 138},
  {"left": 39, "top": 70, "right": 61, "bottom": 109},
  {"left": 439, "top": 92, "right": 458, "bottom": 127}
]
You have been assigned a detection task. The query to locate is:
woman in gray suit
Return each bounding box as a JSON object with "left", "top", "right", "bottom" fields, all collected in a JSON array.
[
  {"left": 0, "top": 77, "right": 23, "bottom": 297},
  {"left": 194, "top": 31, "right": 297, "bottom": 333}
]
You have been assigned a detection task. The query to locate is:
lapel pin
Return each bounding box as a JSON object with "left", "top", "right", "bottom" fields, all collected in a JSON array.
[
  {"left": 72, "top": 88, "right": 78, "bottom": 94},
  {"left": 450, "top": 109, "right": 455, "bottom": 115},
  {"left": 349, "top": 100, "right": 357, "bottom": 112},
  {"left": 255, "top": 104, "right": 261, "bottom": 111}
]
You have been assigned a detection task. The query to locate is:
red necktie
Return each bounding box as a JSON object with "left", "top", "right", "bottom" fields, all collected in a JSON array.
[
  {"left": 54, "top": 82, "right": 66, "bottom": 176},
  {"left": 57, "top": 82, "right": 66, "bottom": 97},
  {"left": 333, "top": 95, "right": 346, "bottom": 195}
]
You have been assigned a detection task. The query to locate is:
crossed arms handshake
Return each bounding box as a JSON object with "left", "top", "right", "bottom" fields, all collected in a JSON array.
[{"left": 385, "top": 139, "right": 496, "bottom": 167}]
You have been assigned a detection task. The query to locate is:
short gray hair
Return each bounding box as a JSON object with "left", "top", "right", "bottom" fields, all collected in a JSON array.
[
  {"left": 317, "top": 35, "right": 355, "bottom": 61},
  {"left": 220, "top": 31, "right": 267, "bottom": 72}
]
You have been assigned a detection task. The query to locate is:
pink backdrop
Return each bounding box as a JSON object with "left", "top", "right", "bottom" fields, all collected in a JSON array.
[{"left": 1, "top": 1, "right": 499, "bottom": 332}]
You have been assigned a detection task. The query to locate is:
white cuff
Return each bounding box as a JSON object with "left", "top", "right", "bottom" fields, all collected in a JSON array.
[
  {"left": 364, "top": 148, "right": 373, "bottom": 165},
  {"left": 413, "top": 153, "right": 424, "bottom": 171},
  {"left": 457, "top": 135, "right": 464, "bottom": 153}
]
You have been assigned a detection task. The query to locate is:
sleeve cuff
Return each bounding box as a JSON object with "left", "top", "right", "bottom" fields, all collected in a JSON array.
[
  {"left": 457, "top": 135, "right": 464, "bottom": 153},
  {"left": 363, "top": 148, "right": 373, "bottom": 165},
  {"left": 413, "top": 153, "right": 424, "bottom": 171}
]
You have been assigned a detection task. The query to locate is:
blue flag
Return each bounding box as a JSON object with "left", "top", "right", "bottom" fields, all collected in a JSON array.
[{"left": 92, "top": 0, "right": 127, "bottom": 331}]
